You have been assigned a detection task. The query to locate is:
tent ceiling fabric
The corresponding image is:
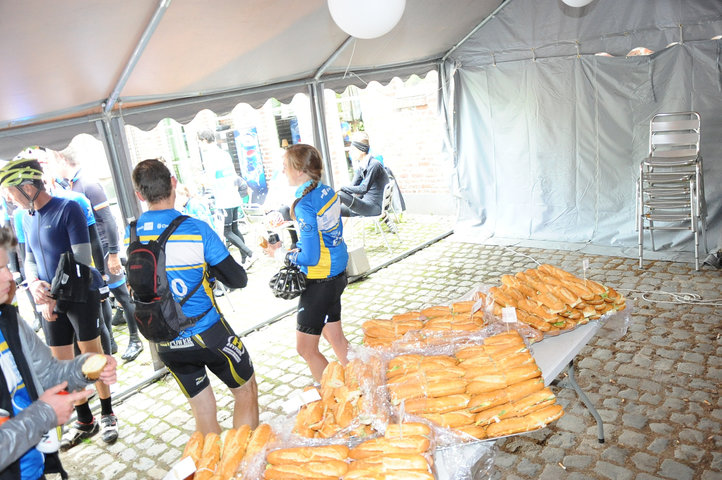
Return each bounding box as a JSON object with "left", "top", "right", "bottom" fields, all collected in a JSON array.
[{"left": 0, "top": 0, "right": 501, "bottom": 139}]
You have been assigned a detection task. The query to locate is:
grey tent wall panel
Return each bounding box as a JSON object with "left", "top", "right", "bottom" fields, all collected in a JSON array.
[{"left": 453, "top": 41, "right": 722, "bottom": 253}]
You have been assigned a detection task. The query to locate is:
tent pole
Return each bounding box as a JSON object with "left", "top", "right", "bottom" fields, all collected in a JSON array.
[
  {"left": 441, "top": 0, "right": 513, "bottom": 63},
  {"left": 314, "top": 37, "right": 355, "bottom": 80},
  {"left": 98, "top": 116, "right": 141, "bottom": 223},
  {"left": 104, "top": 0, "right": 172, "bottom": 114},
  {"left": 309, "top": 82, "right": 334, "bottom": 189}
]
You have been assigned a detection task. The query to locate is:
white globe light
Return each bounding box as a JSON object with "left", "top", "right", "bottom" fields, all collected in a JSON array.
[
  {"left": 562, "top": 0, "right": 594, "bottom": 6},
  {"left": 328, "top": 0, "right": 406, "bottom": 40}
]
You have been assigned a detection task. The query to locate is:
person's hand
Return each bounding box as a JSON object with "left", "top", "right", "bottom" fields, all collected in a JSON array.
[
  {"left": 41, "top": 301, "right": 58, "bottom": 322},
  {"left": 39, "top": 382, "right": 94, "bottom": 426},
  {"left": 30, "top": 280, "right": 53, "bottom": 305},
  {"left": 107, "top": 253, "right": 123, "bottom": 276},
  {"left": 97, "top": 355, "right": 118, "bottom": 385}
]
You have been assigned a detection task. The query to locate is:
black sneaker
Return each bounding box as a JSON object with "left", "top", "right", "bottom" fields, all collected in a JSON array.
[
  {"left": 100, "top": 414, "right": 118, "bottom": 444},
  {"left": 110, "top": 337, "right": 118, "bottom": 355},
  {"left": 60, "top": 419, "right": 99, "bottom": 451},
  {"left": 121, "top": 337, "right": 143, "bottom": 362}
]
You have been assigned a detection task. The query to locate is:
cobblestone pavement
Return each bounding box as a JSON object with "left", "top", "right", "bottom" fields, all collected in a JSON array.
[{"left": 47, "top": 214, "right": 721, "bottom": 480}]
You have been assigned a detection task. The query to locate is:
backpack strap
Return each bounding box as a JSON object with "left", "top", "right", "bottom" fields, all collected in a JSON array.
[
  {"left": 156, "top": 215, "right": 189, "bottom": 247},
  {"left": 129, "top": 220, "right": 139, "bottom": 243}
]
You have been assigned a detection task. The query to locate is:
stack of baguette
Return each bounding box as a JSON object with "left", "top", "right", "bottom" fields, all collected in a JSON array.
[
  {"left": 488, "top": 264, "right": 626, "bottom": 335},
  {"left": 345, "top": 422, "right": 435, "bottom": 480},
  {"left": 181, "top": 423, "right": 275, "bottom": 480},
  {"left": 293, "top": 360, "right": 380, "bottom": 439},
  {"left": 263, "top": 444, "right": 349, "bottom": 479},
  {"left": 385, "top": 331, "right": 563, "bottom": 440},
  {"left": 362, "top": 302, "right": 486, "bottom": 347}
]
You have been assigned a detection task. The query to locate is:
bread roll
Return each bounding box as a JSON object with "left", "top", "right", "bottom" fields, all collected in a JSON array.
[
  {"left": 321, "top": 361, "right": 345, "bottom": 389},
  {"left": 503, "top": 364, "right": 541, "bottom": 385},
  {"left": 455, "top": 424, "right": 487, "bottom": 439},
  {"left": 81, "top": 354, "right": 107, "bottom": 380},
  {"left": 420, "top": 305, "right": 451, "bottom": 317},
  {"left": 389, "top": 378, "right": 467, "bottom": 404},
  {"left": 266, "top": 444, "right": 349, "bottom": 464},
  {"left": 474, "top": 402, "right": 514, "bottom": 425},
  {"left": 344, "top": 469, "right": 434, "bottom": 480},
  {"left": 217, "top": 425, "right": 251, "bottom": 478},
  {"left": 195, "top": 432, "right": 221, "bottom": 480}
]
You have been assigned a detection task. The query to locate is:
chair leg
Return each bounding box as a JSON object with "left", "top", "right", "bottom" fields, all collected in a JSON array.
[
  {"left": 374, "top": 219, "right": 393, "bottom": 254},
  {"left": 638, "top": 177, "right": 645, "bottom": 269}
]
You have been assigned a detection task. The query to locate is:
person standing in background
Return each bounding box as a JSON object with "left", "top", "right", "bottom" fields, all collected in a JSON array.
[
  {"left": 0, "top": 158, "right": 120, "bottom": 449},
  {"left": 51, "top": 147, "right": 143, "bottom": 362},
  {"left": 275, "top": 144, "right": 350, "bottom": 382},
  {"left": 197, "top": 129, "right": 254, "bottom": 265}
]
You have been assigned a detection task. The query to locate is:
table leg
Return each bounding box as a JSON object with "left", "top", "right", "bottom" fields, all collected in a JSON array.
[{"left": 565, "top": 359, "right": 605, "bottom": 443}]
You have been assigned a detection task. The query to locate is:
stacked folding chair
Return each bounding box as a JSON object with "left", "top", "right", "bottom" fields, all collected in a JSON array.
[{"left": 637, "top": 112, "right": 707, "bottom": 270}]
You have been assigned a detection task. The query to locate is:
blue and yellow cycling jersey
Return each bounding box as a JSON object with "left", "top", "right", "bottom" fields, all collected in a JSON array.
[
  {"left": 290, "top": 182, "right": 348, "bottom": 279},
  {"left": 124, "top": 209, "right": 230, "bottom": 338}
]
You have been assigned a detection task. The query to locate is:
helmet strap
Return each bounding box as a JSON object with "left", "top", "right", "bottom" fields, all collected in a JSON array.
[{"left": 15, "top": 185, "right": 41, "bottom": 215}]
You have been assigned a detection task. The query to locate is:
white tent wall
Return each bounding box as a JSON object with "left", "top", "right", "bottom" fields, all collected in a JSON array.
[{"left": 447, "top": 0, "right": 722, "bottom": 257}]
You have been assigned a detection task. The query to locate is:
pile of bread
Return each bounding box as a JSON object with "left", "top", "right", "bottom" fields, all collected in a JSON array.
[
  {"left": 181, "top": 424, "right": 275, "bottom": 480},
  {"left": 362, "top": 301, "right": 485, "bottom": 347},
  {"left": 293, "top": 357, "right": 384, "bottom": 439},
  {"left": 484, "top": 264, "right": 626, "bottom": 335},
  {"left": 362, "top": 264, "right": 626, "bottom": 345},
  {"left": 386, "top": 330, "right": 563, "bottom": 440},
  {"left": 265, "top": 422, "right": 434, "bottom": 479}
]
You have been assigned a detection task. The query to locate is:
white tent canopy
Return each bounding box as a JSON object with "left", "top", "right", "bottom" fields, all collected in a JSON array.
[{"left": 0, "top": 0, "right": 502, "bottom": 154}]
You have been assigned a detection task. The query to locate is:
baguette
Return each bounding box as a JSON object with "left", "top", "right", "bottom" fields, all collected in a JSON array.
[
  {"left": 455, "top": 345, "right": 491, "bottom": 361},
  {"left": 515, "top": 310, "right": 552, "bottom": 332},
  {"left": 389, "top": 378, "right": 467, "bottom": 404},
  {"left": 384, "top": 422, "right": 431, "bottom": 439},
  {"left": 182, "top": 430, "right": 204, "bottom": 465},
  {"left": 349, "top": 453, "right": 430, "bottom": 472},
  {"left": 217, "top": 425, "right": 251, "bottom": 479},
  {"left": 464, "top": 375, "right": 507, "bottom": 394},
  {"left": 266, "top": 444, "right": 349, "bottom": 464},
  {"left": 392, "top": 311, "right": 425, "bottom": 322},
  {"left": 420, "top": 410, "right": 475, "bottom": 428},
  {"left": 263, "top": 459, "right": 348, "bottom": 479},
  {"left": 485, "top": 404, "right": 564, "bottom": 437},
  {"left": 321, "top": 361, "right": 345, "bottom": 389},
  {"left": 243, "top": 424, "right": 274, "bottom": 461},
  {"left": 335, "top": 399, "right": 355, "bottom": 428},
  {"left": 503, "top": 364, "right": 541, "bottom": 385},
  {"left": 492, "top": 351, "right": 535, "bottom": 369},
  {"left": 455, "top": 424, "right": 488, "bottom": 439},
  {"left": 344, "top": 469, "right": 434, "bottom": 480},
  {"left": 349, "top": 436, "right": 430, "bottom": 460},
  {"left": 483, "top": 331, "right": 524, "bottom": 345},
  {"left": 420, "top": 305, "right": 451, "bottom": 317},
  {"left": 451, "top": 300, "right": 477, "bottom": 314},
  {"left": 467, "top": 387, "right": 509, "bottom": 411},
  {"left": 473, "top": 402, "right": 514, "bottom": 425},
  {"left": 195, "top": 432, "right": 221, "bottom": 480},
  {"left": 403, "top": 394, "right": 471, "bottom": 415}
]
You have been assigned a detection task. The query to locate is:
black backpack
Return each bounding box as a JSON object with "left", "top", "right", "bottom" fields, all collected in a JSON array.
[{"left": 126, "top": 215, "right": 209, "bottom": 342}]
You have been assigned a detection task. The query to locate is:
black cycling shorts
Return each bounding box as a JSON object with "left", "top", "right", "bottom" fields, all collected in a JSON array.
[
  {"left": 296, "top": 272, "right": 347, "bottom": 336},
  {"left": 44, "top": 289, "right": 101, "bottom": 346},
  {"left": 157, "top": 317, "right": 254, "bottom": 398}
]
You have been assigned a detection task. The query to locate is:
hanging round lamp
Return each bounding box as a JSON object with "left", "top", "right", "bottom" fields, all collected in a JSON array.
[{"left": 327, "top": 0, "right": 406, "bottom": 39}]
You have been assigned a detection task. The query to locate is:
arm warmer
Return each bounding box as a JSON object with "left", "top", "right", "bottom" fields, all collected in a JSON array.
[{"left": 207, "top": 254, "right": 247, "bottom": 289}]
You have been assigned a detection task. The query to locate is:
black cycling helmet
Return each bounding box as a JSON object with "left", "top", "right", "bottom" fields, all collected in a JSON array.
[{"left": 269, "top": 264, "right": 306, "bottom": 300}]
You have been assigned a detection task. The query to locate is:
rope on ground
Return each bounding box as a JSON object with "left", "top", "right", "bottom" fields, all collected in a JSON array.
[{"left": 617, "top": 289, "right": 722, "bottom": 307}]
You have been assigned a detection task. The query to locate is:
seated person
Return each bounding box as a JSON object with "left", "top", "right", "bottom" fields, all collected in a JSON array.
[{"left": 337, "top": 132, "right": 389, "bottom": 217}]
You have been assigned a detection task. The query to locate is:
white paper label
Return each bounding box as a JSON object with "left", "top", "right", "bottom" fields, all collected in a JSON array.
[
  {"left": 281, "top": 387, "right": 322, "bottom": 415},
  {"left": 163, "top": 455, "right": 195, "bottom": 480},
  {"left": 501, "top": 307, "right": 518, "bottom": 323}
]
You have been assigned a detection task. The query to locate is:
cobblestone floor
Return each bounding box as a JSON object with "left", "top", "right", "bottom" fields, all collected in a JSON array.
[{"left": 46, "top": 214, "right": 721, "bottom": 480}]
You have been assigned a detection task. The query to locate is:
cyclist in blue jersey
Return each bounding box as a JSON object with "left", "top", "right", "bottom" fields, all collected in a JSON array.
[
  {"left": 0, "top": 158, "right": 120, "bottom": 449},
  {"left": 0, "top": 225, "right": 118, "bottom": 480},
  {"left": 127, "top": 159, "right": 258, "bottom": 434},
  {"left": 280, "top": 144, "right": 350, "bottom": 382},
  {"left": 51, "top": 147, "right": 143, "bottom": 362}
]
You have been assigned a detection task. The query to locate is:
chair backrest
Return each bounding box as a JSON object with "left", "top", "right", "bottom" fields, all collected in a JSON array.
[
  {"left": 380, "top": 181, "right": 394, "bottom": 215},
  {"left": 649, "top": 111, "right": 700, "bottom": 160}
]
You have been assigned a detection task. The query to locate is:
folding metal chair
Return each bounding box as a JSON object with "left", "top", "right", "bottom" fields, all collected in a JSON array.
[
  {"left": 636, "top": 111, "right": 707, "bottom": 270},
  {"left": 361, "top": 181, "right": 399, "bottom": 254}
]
